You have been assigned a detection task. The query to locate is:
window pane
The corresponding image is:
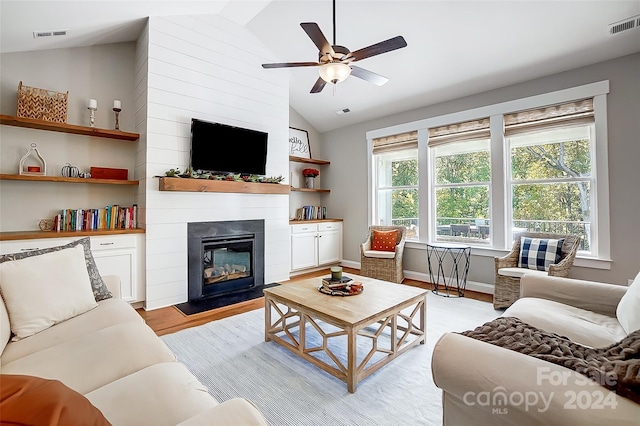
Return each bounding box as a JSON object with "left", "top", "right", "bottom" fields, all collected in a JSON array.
[
  {"left": 435, "top": 186, "right": 490, "bottom": 244},
  {"left": 376, "top": 188, "right": 419, "bottom": 239},
  {"left": 434, "top": 139, "right": 490, "bottom": 184},
  {"left": 510, "top": 127, "right": 591, "bottom": 180},
  {"left": 512, "top": 182, "right": 591, "bottom": 251},
  {"left": 377, "top": 149, "right": 418, "bottom": 187}
]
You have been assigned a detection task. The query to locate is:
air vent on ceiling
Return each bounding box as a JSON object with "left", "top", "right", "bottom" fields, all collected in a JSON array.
[
  {"left": 33, "top": 30, "right": 69, "bottom": 38},
  {"left": 336, "top": 108, "right": 351, "bottom": 115},
  {"left": 608, "top": 15, "right": 639, "bottom": 35}
]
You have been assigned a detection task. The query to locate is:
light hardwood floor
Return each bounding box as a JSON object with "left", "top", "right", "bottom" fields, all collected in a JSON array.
[{"left": 136, "top": 267, "right": 492, "bottom": 336}]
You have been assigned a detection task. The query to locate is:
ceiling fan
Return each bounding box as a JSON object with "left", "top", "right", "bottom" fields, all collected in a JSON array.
[{"left": 261, "top": 0, "right": 407, "bottom": 93}]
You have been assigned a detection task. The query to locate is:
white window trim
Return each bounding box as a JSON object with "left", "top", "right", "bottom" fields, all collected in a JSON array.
[{"left": 367, "top": 81, "right": 611, "bottom": 266}]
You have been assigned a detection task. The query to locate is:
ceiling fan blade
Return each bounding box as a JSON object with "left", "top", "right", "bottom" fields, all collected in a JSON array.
[
  {"left": 350, "top": 65, "right": 389, "bottom": 86},
  {"left": 262, "top": 62, "right": 319, "bottom": 69},
  {"left": 310, "top": 77, "right": 327, "bottom": 94},
  {"left": 300, "top": 22, "right": 335, "bottom": 59},
  {"left": 347, "top": 35, "right": 407, "bottom": 62}
]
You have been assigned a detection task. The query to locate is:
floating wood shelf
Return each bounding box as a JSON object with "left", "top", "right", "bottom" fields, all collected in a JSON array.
[
  {"left": 0, "top": 114, "right": 139, "bottom": 141},
  {"left": 290, "top": 187, "right": 330, "bottom": 193},
  {"left": 158, "top": 177, "right": 290, "bottom": 194},
  {"left": 0, "top": 228, "right": 145, "bottom": 241},
  {"left": 289, "top": 156, "right": 330, "bottom": 165},
  {"left": 0, "top": 174, "right": 139, "bottom": 185}
]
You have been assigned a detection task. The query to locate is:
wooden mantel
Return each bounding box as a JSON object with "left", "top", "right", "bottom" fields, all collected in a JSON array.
[{"left": 158, "top": 177, "right": 290, "bottom": 194}]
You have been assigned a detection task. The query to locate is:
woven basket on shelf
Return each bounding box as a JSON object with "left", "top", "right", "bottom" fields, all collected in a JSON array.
[{"left": 16, "top": 81, "right": 68, "bottom": 123}]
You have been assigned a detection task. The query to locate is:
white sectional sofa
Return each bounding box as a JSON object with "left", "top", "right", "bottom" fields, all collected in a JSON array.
[
  {"left": 0, "top": 238, "right": 267, "bottom": 425},
  {"left": 432, "top": 273, "right": 640, "bottom": 426}
]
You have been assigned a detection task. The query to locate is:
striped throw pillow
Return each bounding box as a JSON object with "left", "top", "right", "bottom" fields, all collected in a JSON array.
[{"left": 518, "top": 237, "right": 564, "bottom": 271}]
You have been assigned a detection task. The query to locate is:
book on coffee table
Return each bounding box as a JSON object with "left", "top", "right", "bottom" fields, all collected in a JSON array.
[{"left": 321, "top": 276, "right": 352, "bottom": 288}]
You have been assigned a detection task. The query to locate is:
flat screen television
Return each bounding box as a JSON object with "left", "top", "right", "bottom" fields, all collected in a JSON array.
[{"left": 190, "top": 118, "right": 268, "bottom": 175}]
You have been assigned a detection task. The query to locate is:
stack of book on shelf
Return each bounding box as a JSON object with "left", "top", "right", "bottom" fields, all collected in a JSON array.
[
  {"left": 53, "top": 205, "right": 138, "bottom": 232},
  {"left": 295, "top": 205, "right": 326, "bottom": 221}
]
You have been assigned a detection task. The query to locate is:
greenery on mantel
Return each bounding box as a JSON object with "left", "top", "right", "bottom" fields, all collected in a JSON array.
[{"left": 163, "top": 168, "right": 284, "bottom": 184}]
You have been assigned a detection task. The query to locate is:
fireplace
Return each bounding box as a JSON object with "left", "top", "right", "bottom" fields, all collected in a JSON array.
[{"left": 186, "top": 220, "right": 265, "bottom": 309}]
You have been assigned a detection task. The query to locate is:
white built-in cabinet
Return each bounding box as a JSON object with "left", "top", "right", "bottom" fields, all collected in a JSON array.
[
  {"left": 0, "top": 234, "right": 144, "bottom": 303},
  {"left": 290, "top": 221, "right": 342, "bottom": 272}
]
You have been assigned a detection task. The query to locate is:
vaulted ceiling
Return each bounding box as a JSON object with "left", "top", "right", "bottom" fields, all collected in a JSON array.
[{"left": 2, "top": 1, "right": 639, "bottom": 132}]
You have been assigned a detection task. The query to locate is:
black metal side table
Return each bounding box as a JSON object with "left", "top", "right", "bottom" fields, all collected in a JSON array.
[{"left": 426, "top": 243, "right": 471, "bottom": 297}]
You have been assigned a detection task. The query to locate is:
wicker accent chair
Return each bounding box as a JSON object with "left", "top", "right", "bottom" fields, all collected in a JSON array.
[
  {"left": 360, "top": 226, "right": 407, "bottom": 284},
  {"left": 493, "top": 232, "right": 581, "bottom": 309}
]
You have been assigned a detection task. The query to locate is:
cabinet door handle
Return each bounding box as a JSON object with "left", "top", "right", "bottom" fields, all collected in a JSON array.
[
  {"left": 20, "top": 248, "right": 39, "bottom": 251},
  {"left": 99, "top": 242, "right": 115, "bottom": 246}
]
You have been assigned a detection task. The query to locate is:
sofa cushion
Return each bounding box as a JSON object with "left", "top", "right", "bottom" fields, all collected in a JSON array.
[
  {"left": 372, "top": 229, "right": 398, "bottom": 252},
  {"left": 86, "top": 362, "right": 218, "bottom": 426},
  {"left": 616, "top": 271, "right": 640, "bottom": 334},
  {"left": 0, "top": 322, "right": 176, "bottom": 395},
  {"left": 503, "top": 297, "right": 627, "bottom": 347},
  {"left": 0, "top": 236, "right": 111, "bottom": 301},
  {"left": 518, "top": 237, "right": 564, "bottom": 271},
  {"left": 0, "top": 245, "right": 98, "bottom": 341},
  {"left": 0, "top": 298, "right": 143, "bottom": 365},
  {"left": 0, "top": 374, "right": 110, "bottom": 426}
]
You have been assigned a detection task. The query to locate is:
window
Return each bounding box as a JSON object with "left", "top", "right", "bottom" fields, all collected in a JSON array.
[
  {"left": 368, "top": 81, "right": 609, "bottom": 263},
  {"left": 506, "top": 99, "right": 595, "bottom": 254},
  {"left": 430, "top": 119, "right": 491, "bottom": 244},
  {"left": 372, "top": 132, "right": 419, "bottom": 239}
]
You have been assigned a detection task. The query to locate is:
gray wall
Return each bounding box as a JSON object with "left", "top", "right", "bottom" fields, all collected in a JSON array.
[{"left": 322, "top": 52, "right": 640, "bottom": 287}]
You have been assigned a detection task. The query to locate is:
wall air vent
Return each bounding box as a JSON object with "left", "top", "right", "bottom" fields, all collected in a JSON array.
[
  {"left": 608, "top": 15, "right": 639, "bottom": 35},
  {"left": 33, "top": 30, "right": 69, "bottom": 38},
  {"left": 336, "top": 108, "right": 351, "bottom": 115}
]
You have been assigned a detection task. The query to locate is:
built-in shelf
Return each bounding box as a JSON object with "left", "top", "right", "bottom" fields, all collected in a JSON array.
[
  {"left": 0, "top": 114, "right": 139, "bottom": 141},
  {"left": 290, "top": 187, "right": 330, "bottom": 193},
  {"left": 158, "top": 177, "right": 290, "bottom": 194},
  {"left": 0, "top": 174, "right": 139, "bottom": 185},
  {"left": 289, "top": 156, "right": 330, "bottom": 165},
  {"left": 0, "top": 228, "right": 145, "bottom": 241}
]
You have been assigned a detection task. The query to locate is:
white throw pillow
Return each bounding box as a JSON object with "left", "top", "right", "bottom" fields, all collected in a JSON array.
[
  {"left": 616, "top": 271, "right": 640, "bottom": 334},
  {"left": 0, "top": 245, "right": 98, "bottom": 341}
]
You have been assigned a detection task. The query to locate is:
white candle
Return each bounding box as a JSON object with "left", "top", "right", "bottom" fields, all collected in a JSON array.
[
  {"left": 113, "top": 100, "right": 121, "bottom": 109},
  {"left": 88, "top": 99, "right": 97, "bottom": 109}
]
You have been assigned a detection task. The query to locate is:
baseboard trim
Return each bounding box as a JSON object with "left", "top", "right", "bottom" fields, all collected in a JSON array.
[{"left": 340, "top": 260, "right": 494, "bottom": 295}]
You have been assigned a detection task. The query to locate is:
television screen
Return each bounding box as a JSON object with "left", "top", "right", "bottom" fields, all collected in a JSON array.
[{"left": 190, "top": 119, "right": 268, "bottom": 175}]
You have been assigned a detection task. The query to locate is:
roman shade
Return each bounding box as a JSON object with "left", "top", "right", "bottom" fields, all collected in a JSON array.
[
  {"left": 372, "top": 131, "right": 418, "bottom": 154},
  {"left": 427, "top": 118, "right": 490, "bottom": 147},
  {"left": 504, "top": 98, "right": 594, "bottom": 137}
]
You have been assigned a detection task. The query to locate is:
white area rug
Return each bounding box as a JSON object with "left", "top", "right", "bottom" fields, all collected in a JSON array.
[{"left": 161, "top": 292, "right": 498, "bottom": 426}]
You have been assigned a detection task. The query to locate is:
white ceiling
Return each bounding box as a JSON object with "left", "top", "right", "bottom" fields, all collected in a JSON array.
[{"left": 2, "top": 1, "right": 640, "bottom": 133}]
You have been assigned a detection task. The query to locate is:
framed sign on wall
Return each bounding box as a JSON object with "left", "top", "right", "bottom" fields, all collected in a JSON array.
[{"left": 289, "top": 127, "right": 311, "bottom": 158}]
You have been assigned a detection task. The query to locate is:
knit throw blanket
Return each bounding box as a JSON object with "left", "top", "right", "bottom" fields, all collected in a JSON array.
[{"left": 459, "top": 317, "right": 640, "bottom": 404}]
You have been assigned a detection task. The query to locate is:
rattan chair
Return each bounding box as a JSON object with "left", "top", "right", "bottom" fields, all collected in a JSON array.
[
  {"left": 493, "top": 232, "right": 581, "bottom": 309},
  {"left": 360, "top": 226, "right": 407, "bottom": 283}
]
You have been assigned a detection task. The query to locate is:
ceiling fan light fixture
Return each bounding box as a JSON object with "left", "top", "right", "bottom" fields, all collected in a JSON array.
[{"left": 319, "top": 62, "right": 351, "bottom": 84}]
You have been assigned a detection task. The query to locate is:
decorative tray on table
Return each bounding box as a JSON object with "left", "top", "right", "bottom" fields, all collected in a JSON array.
[{"left": 318, "top": 276, "right": 364, "bottom": 296}]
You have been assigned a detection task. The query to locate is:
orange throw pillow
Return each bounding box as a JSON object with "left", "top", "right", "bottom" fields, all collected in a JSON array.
[
  {"left": 0, "top": 375, "right": 111, "bottom": 425},
  {"left": 371, "top": 229, "right": 398, "bottom": 252}
]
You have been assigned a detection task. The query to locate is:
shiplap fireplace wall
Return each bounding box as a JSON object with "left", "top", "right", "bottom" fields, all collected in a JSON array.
[{"left": 136, "top": 15, "right": 290, "bottom": 310}]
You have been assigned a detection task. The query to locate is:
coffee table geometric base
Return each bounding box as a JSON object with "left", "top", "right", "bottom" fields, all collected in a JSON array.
[{"left": 265, "top": 293, "right": 426, "bottom": 393}]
